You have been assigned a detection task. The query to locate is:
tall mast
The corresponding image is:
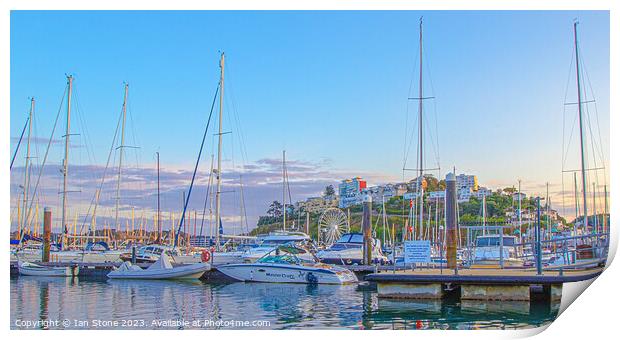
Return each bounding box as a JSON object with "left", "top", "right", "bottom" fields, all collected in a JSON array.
[
  {"left": 592, "top": 182, "right": 597, "bottom": 234},
  {"left": 417, "top": 17, "right": 425, "bottom": 239},
  {"left": 20, "top": 98, "right": 34, "bottom": 238},
  {"left": 114, "top": 83, "right": 129, "bottom": 231},
  {"left": 573, "top": 22, "right": 588, "bottom": 231},
  {"left": 603, "top": 185, "right": 608, "bottom": 233},
  {"left": 215, "top": 52, "right": 225, "bottom": 250},
  {"left": 546, "top": 182, "right": 550, "bottom": 239},
  {"left": 482, "top": 194, "right": 486, "bottom": 234},
  {"left": 61, "top": 76, "right": 74, "bottom": 235},
  {"left": 573, "top": 172, "right": 579, "bottom": 247},
  {"left": 518, "top": 179, "right": 522, "bottom": 241},
  {"left": 239, "top": 174, "right": 246, "bottom": 235},
  {"left": 283, "top": 150, "right": 286, "bottom": 231},
  {"left": 156, "top": 151, "right": 161, "bottom": 243}
]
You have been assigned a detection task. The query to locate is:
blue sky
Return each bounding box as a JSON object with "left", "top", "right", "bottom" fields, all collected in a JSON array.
[{"left": 10, "top": 11, "right": 610, "bottom": 231}]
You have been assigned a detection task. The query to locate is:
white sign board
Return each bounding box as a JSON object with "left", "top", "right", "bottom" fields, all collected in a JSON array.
[{"left": 404, "top": 240, "right": 431, "bottom": 264}]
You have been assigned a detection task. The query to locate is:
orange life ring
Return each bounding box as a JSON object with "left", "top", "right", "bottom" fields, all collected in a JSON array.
[{"left": 201, "top": 250, "right": 211, "bottom": 262}]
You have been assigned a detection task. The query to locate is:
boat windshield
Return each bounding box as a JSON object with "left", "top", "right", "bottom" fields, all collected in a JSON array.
[
  {"left": 476, "top": 237, "right": 516, "bottom": 247},
  {"left": 262, "top": 239, "right": 298, "bottom": 246},
  {"left": 336, "top": 234, "right": 364, "bottom": 244},
  {"left": 258, "top": 254, "right": 301, "bottom": 265}
]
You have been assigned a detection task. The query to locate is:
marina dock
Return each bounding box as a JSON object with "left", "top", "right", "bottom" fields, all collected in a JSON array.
[{"left": 365, "top": 267, "right": 603, "bottom": 301}]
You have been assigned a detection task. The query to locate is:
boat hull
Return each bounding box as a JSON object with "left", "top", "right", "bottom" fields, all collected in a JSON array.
[
  {"left": 217, "top": 263, "right": 357, "bottom": 284},
  {"left": 107, "top": 263, "right": 210, "bottom": 280},
  {"left": 18, "top": 263, "right": 76, "bottom": 277}
]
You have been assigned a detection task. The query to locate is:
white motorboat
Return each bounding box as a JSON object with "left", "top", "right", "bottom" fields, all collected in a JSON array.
[
  {"left": 218, "top": 246, "right": 358, "bottom": 284},
  {"left": 18, "top": 261, "right": 77, "bottom": 277},
  {"left": 241, "top": 231, "right": 316, "bottom": 262},
  {"left": 119, "top": 244, "right": 204, "bottom": 264},
  {"left": 316, "top": 233, "right": 390, "bottom": 265},
  {"left": 107, "top": 253, "right": 210, "bottom": 280},
  {"left": 471, "top": 235, "right": 524, "bottom": 267}
]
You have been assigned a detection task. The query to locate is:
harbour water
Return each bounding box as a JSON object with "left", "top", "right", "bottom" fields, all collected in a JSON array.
[{"left": 11, "top": 276, "right": 559, "bottom": 330}]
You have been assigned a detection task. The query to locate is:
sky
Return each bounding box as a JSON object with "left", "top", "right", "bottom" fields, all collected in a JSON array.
[{"left": 10, "top": 10, "right": 610, "bottom": 233}]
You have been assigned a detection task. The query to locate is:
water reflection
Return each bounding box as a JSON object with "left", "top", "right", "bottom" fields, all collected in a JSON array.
[{"left": 10, "top": 277, "right": 558, "bottom": 330}]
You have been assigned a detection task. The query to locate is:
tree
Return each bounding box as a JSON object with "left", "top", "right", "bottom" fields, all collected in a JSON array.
[
  {"left": 323, "top": 185, "right": 336, "bottom": 198},
  {"left": 267, "top": 201, "right": 283, "bottom": 218},
  {"left": 503, "top": 187, "right": 516, "bottom": 194}
]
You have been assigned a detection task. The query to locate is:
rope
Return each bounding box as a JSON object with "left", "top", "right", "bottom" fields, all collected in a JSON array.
[
  {"left": 10, "top": 116, "right": 29, "bottom": 170},
  {"left": 174, "top": 82, "right": 220, "bottom": 248}
]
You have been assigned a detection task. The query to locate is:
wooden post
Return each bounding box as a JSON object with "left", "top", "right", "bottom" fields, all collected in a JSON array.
[
  {"left": 42, "top": 207, "right": 52, "bottom": 262},
  {"left": 362, "top": 194, "right": 372, "bottom": 265},
  {"left": 445, "top": 173, "right": 458, "bottom": 269}
]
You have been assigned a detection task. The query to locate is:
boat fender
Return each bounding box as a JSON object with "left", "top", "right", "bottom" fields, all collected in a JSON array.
[
  {"left": 306, "top": 272, "right": 318, "bottom": 284},
  {"left": 201, "top": 250, "right": 211, "bottom": 262}
]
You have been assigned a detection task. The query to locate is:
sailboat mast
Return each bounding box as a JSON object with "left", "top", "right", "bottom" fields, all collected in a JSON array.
[
  {"left": 115, "top": 84, "right": 129, "bottom": 231},
  {"left": 592, "top": 182, "right": 597, "bottom": 234},
  {"left": 482, "top": 194, "right": 486, "bottom": 234},
  {"left": 573, "top": 172, "right": 579, "bottom": 246},
  {"left": 156, "top": 151, "right": 161, "bottom": 243},
  {"left": 215, "top": 52, "right": 225, "bottom": 250},
  {"left": 417, "top": 17, "right": 425, "bottom": 239},
  {"left": 20, "top": 98, "right": 34, "bottom": 238},
  {"left": 603, "top": 184, "right": 608, "bottom": 233},
  {"left": 283, "top": 150, "right": 286, "bottom": 231},
  {"left": 546, "top": 182, "right": 550, "bottom": 239},
  {"left": 518, "top": 179, "right": 522, "bottom": 241},
  {"left": 61, "top": 75, "right": 74, "bottom": 235},
  {"left": 573, "top": 22, "right": 588, "bottom": 230}
]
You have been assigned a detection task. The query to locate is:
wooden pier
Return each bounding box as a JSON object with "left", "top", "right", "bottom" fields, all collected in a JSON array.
[{"left": 365, "top": 267, "right": 603, "bottom": 301}]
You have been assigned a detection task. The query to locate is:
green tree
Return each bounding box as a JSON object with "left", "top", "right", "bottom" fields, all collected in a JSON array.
[
  {"left": 267, "top": 201, "right": 283, "bottom": 218},
  {"left": 323, "top": 185, "right": 336, "bottom": 198}
]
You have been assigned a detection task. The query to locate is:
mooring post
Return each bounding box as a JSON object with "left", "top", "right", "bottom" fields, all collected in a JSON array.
[
  {"left": 362, "top": 194, "right": 373, "bottom": 265},
  {"left": 499, "top": 229, "right": 504, "bottom": 269},
  {"left": 536, "top": 197, "right": 542, "bottom": 275},
  {"left": 131, "top": 245, "right": 137, "bottom": 264},
  {"left": 446, "top": 173, "right": 457, "bottom": 270},
  {"left": 42, "top": 207, "right": 52, "bottom": 262}
]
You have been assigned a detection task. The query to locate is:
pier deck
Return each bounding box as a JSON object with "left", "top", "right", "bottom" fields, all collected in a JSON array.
[
  {"left": 366, "top": 267, "right": 603, "bottom": 301},
  {"left": 365, "top": 267, "right": 603, "bottom": 285}
]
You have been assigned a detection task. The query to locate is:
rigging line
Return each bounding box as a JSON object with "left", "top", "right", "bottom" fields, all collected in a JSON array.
[
  {"left": 174, "top": 82, "right": 220, "bottom": 248},
  {"left": 561, "top": 41, "right": 576, "bottom": 168},
  {"left": 127, "top": 99, "right": 142, "bottom": 170},
  {"left": 403, "top": 35, "right": 421, "bottom": 170},
  {"left": 199, "top": 155, "right": 215, "bottom": 238},
  {"left": 581, "top": 57, "right": 607, "bottom": 170},
  {"left": 74, "top": 90, "right": 97, "bottom": 166},
  {"left": 584, "top": 88, "right": 607, "bottom": 177},
  {"left": 422, "top": 104, "right": 440, "bottom": 172},
  {"left": 24, "top": 84, "right": 67, "bottom": 227},
  {"left": 286, "top": 160, "right": 293, "bottom": 215},
  {"left": 403, "top": 113, "right": 419, "bottom": 170},
  {"left": 77, "top": 100, "right": 124, "bottom": 234},
  {"left": 226, "top": 64, "right": 251, "bottom": 165},
  {"left": 10, "top": 116, "right": 29, "bottom": 170},
  {"left": 562, "top": 108, "right": 579, "bottom": 169}
]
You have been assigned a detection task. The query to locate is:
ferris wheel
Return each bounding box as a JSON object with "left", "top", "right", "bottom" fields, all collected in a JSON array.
[{"left": 318, "top": 208, "right": 349, "bottom": 245}]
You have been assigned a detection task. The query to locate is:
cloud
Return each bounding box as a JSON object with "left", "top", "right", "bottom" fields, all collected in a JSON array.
[{"left": 10, "top": 157, "right": 399, "bottom": 235}]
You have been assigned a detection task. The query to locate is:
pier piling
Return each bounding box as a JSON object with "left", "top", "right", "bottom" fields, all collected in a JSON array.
[
  {"left": 445, "top": 173, "right": 457, "bottom": 269},
  {"left": 362, "top": 194, "right": 372, "bottom": 265},
  {"left": 42, "top": 207, "right": 51, "bottom": 262}
]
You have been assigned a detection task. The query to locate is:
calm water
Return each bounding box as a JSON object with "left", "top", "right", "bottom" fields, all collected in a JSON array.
[{"left": 11, "top": 276, "right": 558, "bottom": 330}]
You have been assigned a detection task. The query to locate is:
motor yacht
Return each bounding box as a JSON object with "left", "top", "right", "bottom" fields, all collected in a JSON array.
[
  {"left": 316, "top": 233, "right": 390, "bottom": 265},
  {"left": 217, "top": 246, "right": 358, "bottom": 284}
]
